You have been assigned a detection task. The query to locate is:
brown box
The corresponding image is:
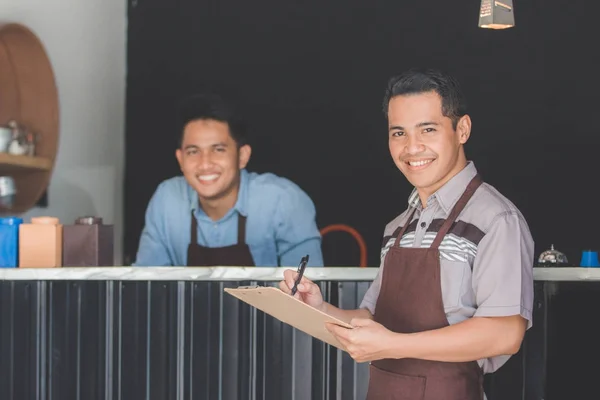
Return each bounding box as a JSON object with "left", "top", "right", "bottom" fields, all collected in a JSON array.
[
  {"left": 62, "top": 216, "right": 114, "bottom": 267},
  {"left": 19, "top": 216, "right": 62, "bottom": 268}
]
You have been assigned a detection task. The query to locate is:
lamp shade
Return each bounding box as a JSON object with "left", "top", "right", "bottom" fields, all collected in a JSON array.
[{"left": 479, "top": 0, "right": 515, "bottom": 29}]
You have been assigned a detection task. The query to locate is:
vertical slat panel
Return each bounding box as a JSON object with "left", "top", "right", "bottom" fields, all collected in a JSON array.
[
  {"left": 14, "top": 282, "right": 33, "bottom": 400},
  {"left": 173, "top": 281, "right": 185, "bottom": 400},
  {"left": 105, "top": 281, "right": 117, "bottom": 400},
  {"left": 0, "top": 281, "right": 15, "bottom": 400},
  {"left": 236, "top": 281, "right": 253, "bottom": 400},
  {"left": 263, "top": 300, "right": 284, "bottom": 400},
  {"left": 120, "top": 281, "right": 149, "bottom": 400},
  {"left": 182, "top": 281, "right": 193, "bottom": 400},
  {"left": 148, "top": 281, "right": 169, "bottom": 400},
  {"left": 254, "top": 305, "right": 267, "bottom": 400},
  {"left": 189, "top": 281, "right": 220, "bottom": 400},
  {"left": 221, "top": 281, "right": 240, "bottom": 400},
  {"left": 35, "top": 281, "right": 48, "bottom": 400},
  {"left": 292, "top": 330, "right": 313, "bottom": 400},
  {"left": 80, "top": 281, "right": 105, "bottom": 400},
  {"left": 0, "top": 277, "right": 542, "bottom": 400},
  {"left": 47, "top": 282, "right": 71, "bottom": 400}
]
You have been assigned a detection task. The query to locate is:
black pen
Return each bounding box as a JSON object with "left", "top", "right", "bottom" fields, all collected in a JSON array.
[{"left": 290, "top": 255, "right": 309, "bottom": 296}]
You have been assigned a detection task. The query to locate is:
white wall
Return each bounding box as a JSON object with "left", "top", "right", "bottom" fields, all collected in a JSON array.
[{"left": 1, "top": 0, "right": 127, "bottom": 264}]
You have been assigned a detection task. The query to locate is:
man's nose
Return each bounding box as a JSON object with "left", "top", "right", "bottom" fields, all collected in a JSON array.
[
  {"left": 198, "top": 152, "right": 214, "bottom": 168},
  {"left": 405, "top": 134, "right": 425, "bottom": 154}
]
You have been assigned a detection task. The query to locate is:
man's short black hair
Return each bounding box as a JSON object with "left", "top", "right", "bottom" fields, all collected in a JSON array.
[
  {"left": 175, "top": 92, "right": 248, "bottom": 147},
  {"left": 382, "top": 68, "right": 468, "bottom": 129}
]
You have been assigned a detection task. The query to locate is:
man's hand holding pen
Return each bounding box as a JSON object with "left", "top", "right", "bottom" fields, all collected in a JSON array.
[
  {"left": 279, "top": 259, "right": 396, "bottom": 363},
  {"left": 279, "top": 267, "right": 325, "bottom": 311}
]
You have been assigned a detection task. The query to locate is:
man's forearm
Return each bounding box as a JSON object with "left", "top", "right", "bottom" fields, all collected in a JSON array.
[
  {"left": 321, "top": 302, "right": 373, "bottom": 323},
  {"left": 388, "top": 315, "right": 527, "bottom": 362}
]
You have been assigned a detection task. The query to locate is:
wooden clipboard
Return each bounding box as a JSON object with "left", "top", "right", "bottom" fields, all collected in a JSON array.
[{"left": 224, "top": 286, "right": 353, "bottom": 350}]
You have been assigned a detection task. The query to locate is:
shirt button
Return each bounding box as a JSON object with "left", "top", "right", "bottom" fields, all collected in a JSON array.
[{"left": 420, "top": 222, "right": 426, "bottom": 228}]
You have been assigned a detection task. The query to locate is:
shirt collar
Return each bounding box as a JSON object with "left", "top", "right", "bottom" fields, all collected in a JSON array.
[
  {"left": 187, "top": 168, "right": 250, "bottom": 218},
  {"left": 406, "top": 161, "right": 478, "bottom": 215}
]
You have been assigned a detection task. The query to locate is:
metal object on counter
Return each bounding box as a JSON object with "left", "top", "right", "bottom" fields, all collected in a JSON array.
[
  {"left": 538, "top": 244, "right": 569, "bottom": 267},
  {"left": 75, "top": 216, "right": 103, "bottom": 225}
]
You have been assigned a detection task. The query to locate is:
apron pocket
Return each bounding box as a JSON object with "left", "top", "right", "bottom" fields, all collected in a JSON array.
[{"left": 367, "top": 364, "right": 426, "bottom": 400}]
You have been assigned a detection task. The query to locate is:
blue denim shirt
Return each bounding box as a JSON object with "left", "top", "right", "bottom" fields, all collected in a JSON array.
[{"left": 133, "top": 169, "right": 324, "bottom": 267}]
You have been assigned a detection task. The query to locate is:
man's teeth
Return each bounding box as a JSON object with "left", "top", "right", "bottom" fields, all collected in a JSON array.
[
  {"left": 408, "top": 160, "right": 433, "bottom": 167},
  {"left": 197, "top": 174, "right": 219, "bottom": 181}
]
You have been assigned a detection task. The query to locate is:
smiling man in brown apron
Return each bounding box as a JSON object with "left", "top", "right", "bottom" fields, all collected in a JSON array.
[
  {"left": 133, "top": 93, "right": 323, "bottom": 267},
  {"left": 280, "top": 68, "right": 534, "bottom": 399}
]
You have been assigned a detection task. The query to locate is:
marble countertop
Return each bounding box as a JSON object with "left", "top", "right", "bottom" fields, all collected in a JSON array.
[
  {"left": 0, "top": 266, "right": 599, "bottom": 281},
  {"left": 0, "top": 266, "right": 377, "bottom": 281}
]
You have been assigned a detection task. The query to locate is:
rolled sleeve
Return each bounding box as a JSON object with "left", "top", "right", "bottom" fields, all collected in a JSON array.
[
  {"left": 359, "top": 266, "right": 382, "bottom": 314},
  {"left": 472, "top": 211, "right": 535, "bottom": 329},
  {"left": 275, "top": 184, "right": 324, "bottom": 267}
]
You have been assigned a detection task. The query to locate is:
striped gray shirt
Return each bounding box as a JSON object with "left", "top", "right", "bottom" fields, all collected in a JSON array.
[{"left": 360, "top": 162, "right": 535, "bottom": 374}]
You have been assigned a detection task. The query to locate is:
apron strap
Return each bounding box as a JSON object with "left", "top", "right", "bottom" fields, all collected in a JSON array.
[
  {"left": 393, "top": 207, "right": 417, "bottom": 247},
  {"left": 190, "top": 211, "right": 198, "bottom": 244},
  {"left": 431, "top": 174, "right": 483, "bottom": 249},
  {"left": 237, "top": 214, "right": 247, "bottom": 244}
]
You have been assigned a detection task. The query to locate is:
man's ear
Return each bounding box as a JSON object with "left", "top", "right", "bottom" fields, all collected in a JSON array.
[
  {"left": 238, "top": 144, "right": 252, "bottom": 169},
  {"left": 456, "top": 115, "right": 472, "bottom": 144},
  {"left": 175, "top": 149, "right": 184, "bottom": 171}
]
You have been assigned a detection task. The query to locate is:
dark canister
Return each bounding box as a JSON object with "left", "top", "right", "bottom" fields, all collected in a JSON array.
[{"left": 62, "top": 216, "right": 114, "bottom": 267}]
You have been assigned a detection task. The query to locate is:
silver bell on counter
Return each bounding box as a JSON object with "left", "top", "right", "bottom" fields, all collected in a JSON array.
[{"left": 537, "top": 244, "right": 569, "bottom": 267}]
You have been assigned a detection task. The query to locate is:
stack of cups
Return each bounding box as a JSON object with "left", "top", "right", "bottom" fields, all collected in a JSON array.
[{"left": 580, "top": 250, "right": 600, "bottom": 268}]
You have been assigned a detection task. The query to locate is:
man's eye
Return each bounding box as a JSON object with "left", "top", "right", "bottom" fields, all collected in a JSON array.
[
  {"left": 392, "top": 131, "right": 405, "bottom": 137},
  {"left": 423, "top": 128, "right": 435, "bottom": 133}
]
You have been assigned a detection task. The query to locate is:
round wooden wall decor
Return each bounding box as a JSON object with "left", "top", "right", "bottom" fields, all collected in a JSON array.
[{"left": 0, "top": 23, "right": 59, "bottom": 214}]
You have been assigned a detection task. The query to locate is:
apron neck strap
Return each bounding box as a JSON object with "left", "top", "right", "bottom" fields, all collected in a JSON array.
[
  {"left": 394, "top": 207, "right": 417, "bottom": 247},
  {"left": 431, "top": 174, "right": 483, "bottom": 249},
  {"left": 237, "top": 213, "right": 247, "bottom": 243},
  {"left": 190, "top": 211, "right": 198, "bottom": 244}
]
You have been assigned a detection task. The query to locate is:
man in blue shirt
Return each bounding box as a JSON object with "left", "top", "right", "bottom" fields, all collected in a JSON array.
[{"left": 133, "top": 93, "right": 324, "bottom": 267}]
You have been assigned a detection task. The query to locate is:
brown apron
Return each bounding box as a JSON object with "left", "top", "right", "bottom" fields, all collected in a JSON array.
[
  {"left": 186, "top": 211, "right": 256, "bottom": 267},
  {"left": 367, "top": 175, "right": 484, "bottom": 400}
]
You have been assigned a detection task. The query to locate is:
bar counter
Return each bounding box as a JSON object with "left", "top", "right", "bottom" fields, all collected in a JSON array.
[{"left": 1, "top": 267, "right": 598, "bottom": 400}]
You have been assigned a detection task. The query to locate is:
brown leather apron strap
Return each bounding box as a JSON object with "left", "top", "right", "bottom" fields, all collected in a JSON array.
[
  {"left": 237, "top": 214, "right": 247, "bottom": 243},
  {"left": 190, "top": 211, "right": 198, "bottom": 244},
  {"left": 431, "top": 175, "right": 483, "bottom": 249},
  {"left": 393, "top": 207, "right": 417, "bottom": 247}
]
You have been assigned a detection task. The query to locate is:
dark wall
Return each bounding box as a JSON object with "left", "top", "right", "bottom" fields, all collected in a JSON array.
[{"left": 125, "top": 0, "right": 600, "bottom": 267}]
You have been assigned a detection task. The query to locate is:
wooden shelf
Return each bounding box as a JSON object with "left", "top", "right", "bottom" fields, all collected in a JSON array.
[
  {"left": 0, "top": 152, "right": 52, "bottom": 172},
  {"left": 0, "top": 23, "right": 59, "bottom": 214}
]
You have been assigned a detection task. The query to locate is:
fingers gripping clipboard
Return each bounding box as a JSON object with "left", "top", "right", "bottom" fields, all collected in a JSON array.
[{"left": 224, "top": 286, "right": 353, "bottom": 350}]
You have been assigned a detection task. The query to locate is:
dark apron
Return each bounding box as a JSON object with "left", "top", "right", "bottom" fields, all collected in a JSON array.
[
  {"left": 186, "top": 211, "right": 256, "bottom": 267},
  {"left": 367, "top": 175, "right": 484, "bottom": 400}
]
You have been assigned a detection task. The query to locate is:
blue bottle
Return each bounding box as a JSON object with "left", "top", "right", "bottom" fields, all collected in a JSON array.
[{"left": 0, "top": 217, "right": 23, "bottom": 268}]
